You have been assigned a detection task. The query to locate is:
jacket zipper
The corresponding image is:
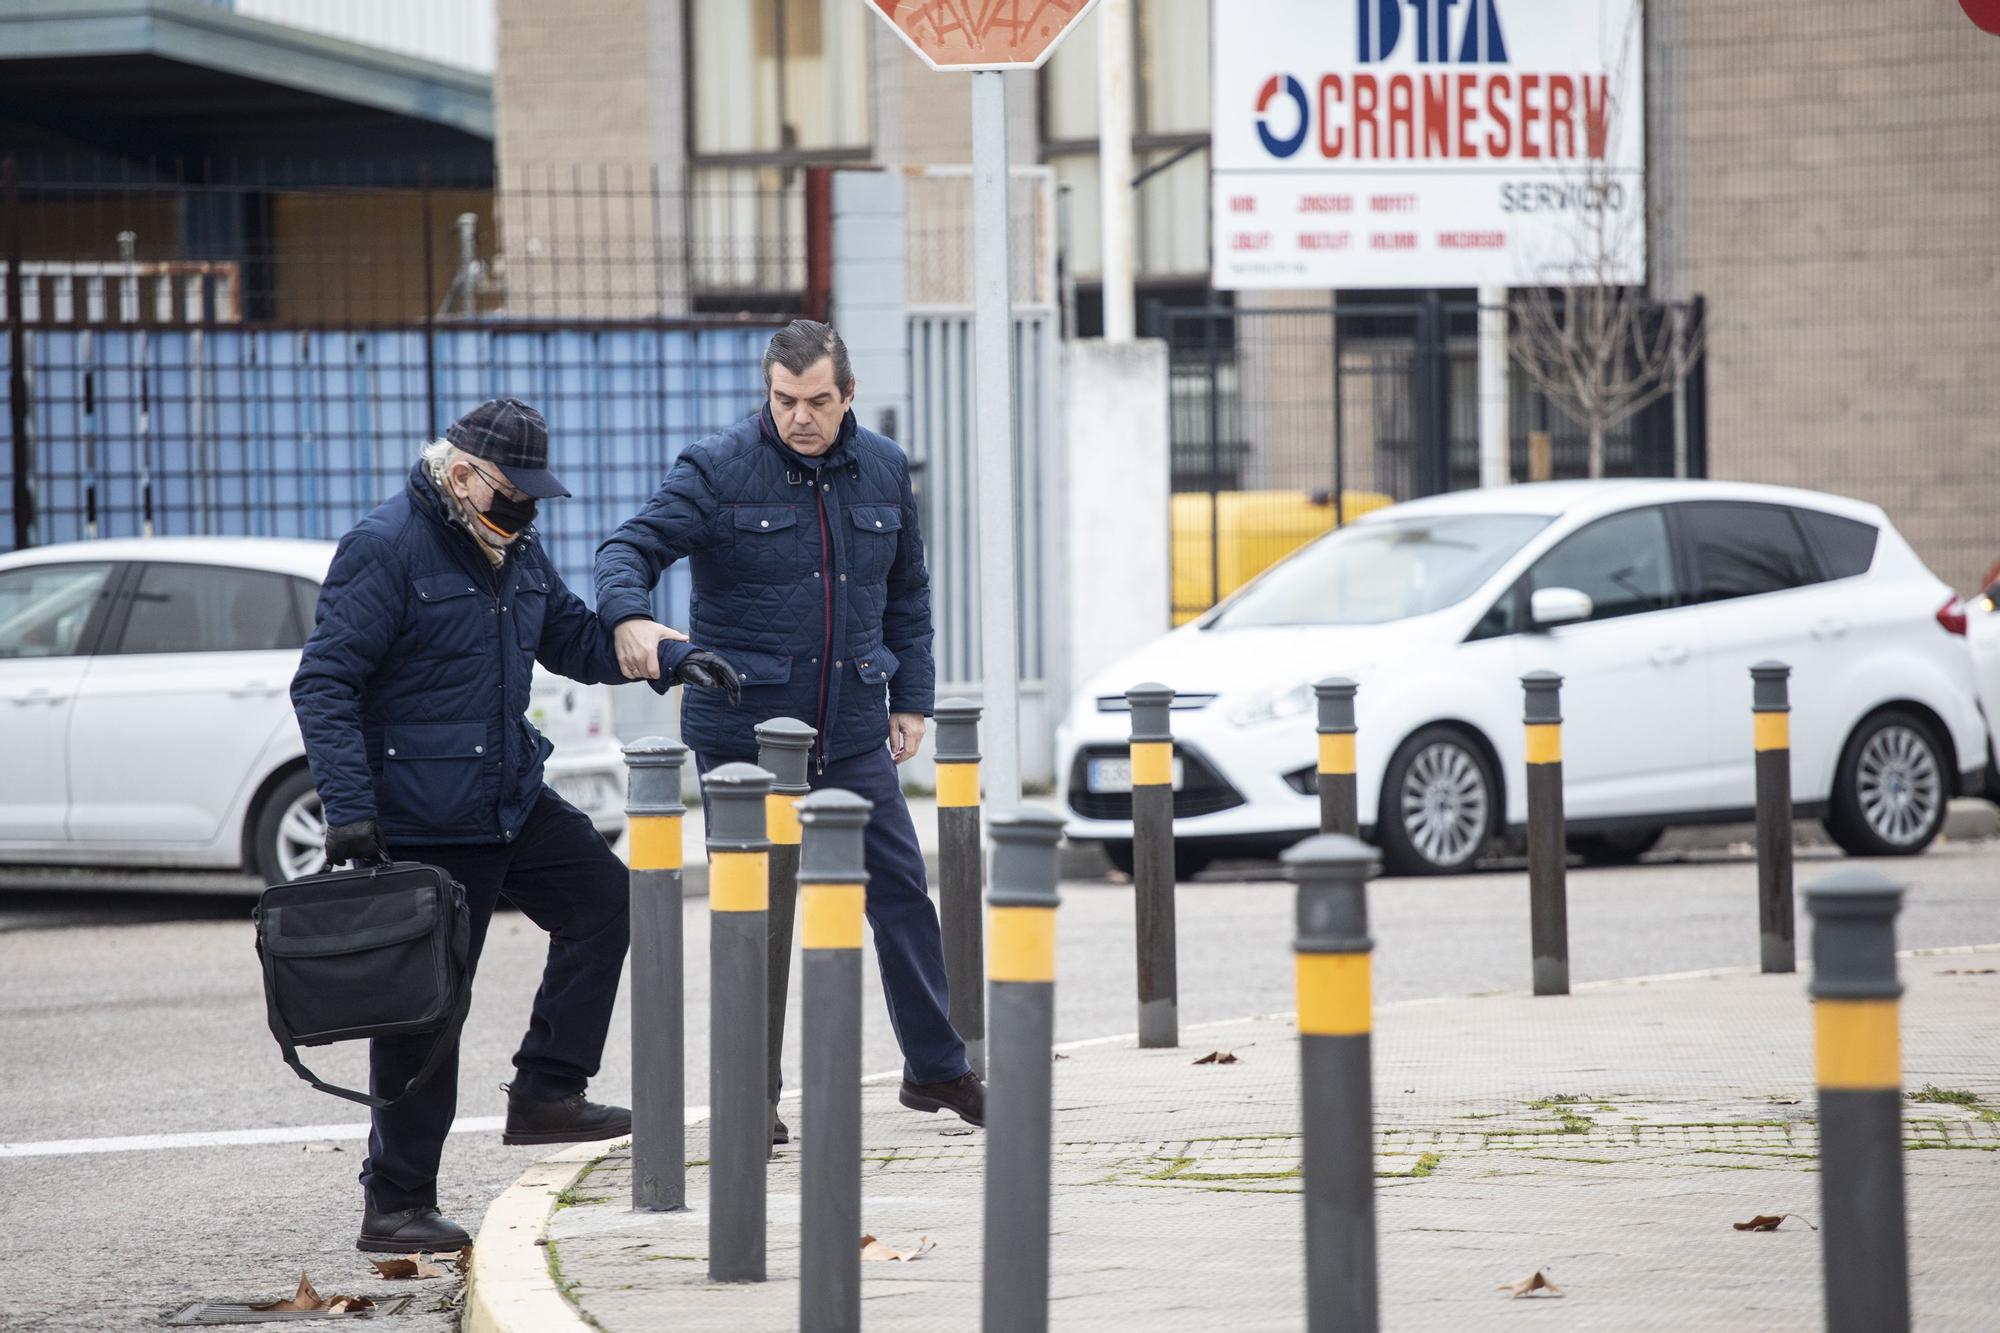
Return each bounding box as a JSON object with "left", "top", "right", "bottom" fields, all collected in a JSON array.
[{"left": 814, "top": 484, "right": 833, "bottom": 775}]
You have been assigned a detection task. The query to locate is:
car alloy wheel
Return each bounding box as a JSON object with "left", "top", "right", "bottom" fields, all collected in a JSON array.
[
  {"left": 274, "top": 789, "right": 329, "bottom": 882},
  {"left": 1855, "top": 724, "right": 1942, "bottom": 848},
  {"left": 1399, "top": 740, "right": 1490, "bottom": 869}
]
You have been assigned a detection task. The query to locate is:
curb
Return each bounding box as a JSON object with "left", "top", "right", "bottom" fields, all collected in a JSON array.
[{"left": 463, "top": 1139, "right": 608, "bottom": 1333}]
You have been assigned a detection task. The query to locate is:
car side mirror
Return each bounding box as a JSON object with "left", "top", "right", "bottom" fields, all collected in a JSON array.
[{"left": 1530, "top": 587, "right": 1594, "bottom": 630}]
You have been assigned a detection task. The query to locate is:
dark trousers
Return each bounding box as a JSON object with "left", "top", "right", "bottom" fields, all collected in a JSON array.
[
  {"left": 698, "top": 744, "right": 969, "bottom": 1086},
  {"left": 363, "top": 790, "right": 630, "bottom": 1212}
]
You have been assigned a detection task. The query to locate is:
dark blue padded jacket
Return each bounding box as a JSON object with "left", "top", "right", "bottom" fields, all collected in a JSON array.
[
  {"left": 291, "top": 461, "right": 632, "bottom": 845},
  {"left": 593, "top": 407, "right": 936, "bottom": 764}
]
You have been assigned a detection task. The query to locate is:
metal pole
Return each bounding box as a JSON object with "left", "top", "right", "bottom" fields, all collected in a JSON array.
[
  {"left": 980, "top": 807, "right": 1066, "bottom": 1333},
  {"left": 624, "top": 738, "right": 688, "bottom": 1213},
  {"left": 418, "top": 165, "right": 439, "bottom": 437},
  {"left": 1127, "top": 682, "right": 1179, "bottom": 1048},
  {"left": 1096, "top": 0, "right": 1135, "bottom": 343},
  {"left": 702, "top": 761, "right": 773, "bottom": 1283},
  {"left": 1752, "top": 662, "right": 1797, "bottom": 974},
  {"left": 1807, "top": 871, "right": 1909, "bottom": 1333},
  {"left": 934, "top": 697, "right": 986, "bottom": 1078},
  {"left": 1284, "top": 833, "right": 1380, "bottom": 1333},
  {"left": 5, "top": 156, "right": 34, "bottom": 551},
  {"left": 1314, "top": 678, "right": 1359, "bottom": 837},
  {"left": 971, "top": 70, "right": 1021, "bottom": 811},
  {"left": 797, "top": 788, "right": 873, "bottom": 1333},
  {"left": 1522, "top": 671, "right": 1569, "bottom": 996},
  {"left": 1477, "top": 283, "right": 1509, "bottom": 488},
  {"left": 757, "top": 717, "right": 816, "bottom": 1144}
]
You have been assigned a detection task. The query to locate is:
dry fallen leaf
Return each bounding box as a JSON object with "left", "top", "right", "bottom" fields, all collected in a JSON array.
[
  {"left": 1193, "top": 1051, "right": 1239, "bottom": 1066},
  {"left": 326, "top": 1296, "right": 376, "bottom": 1314},
  {"left": 370, "top": 1253, "right": 453, "bottom": 1280},
  {"left": 252, "top": 1274, "right": 324, "bottom": 1313},
  {"left": 860, "top": 1233, "right": 937, "bottom": 1263},
  {"left": 1734, "top": 1214, "right": 1816, "bottom": 1232},
  {"left": 1052, "top": 1053, "right": 1070, "bottom": 1061},
  {"left": 1497, "top": 1269, "right": 1564, "bottom": 1299},
  {"left": 301, "top": 1142, "right": 343, "bottom": 1154},
  {"left": 1942, "top": 968, "right": 1996, "bottom": 976}
]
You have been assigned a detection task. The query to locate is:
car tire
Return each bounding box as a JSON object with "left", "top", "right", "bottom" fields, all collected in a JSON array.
[
  {"left": 1378, "top": 726, "right": 1498, "bottom": 876},
  {"left": 1569, "top": 827, "right": 1664, "bottom": 866},
  {"left": 252, "top": 768, "right": 329, "bottom": 884},
  {"left": 1099, "top": 839, "right": 1217, "bottom": 882},
  {"left": 1823, "top": 710, "right": 1950, "bottom": 858}
]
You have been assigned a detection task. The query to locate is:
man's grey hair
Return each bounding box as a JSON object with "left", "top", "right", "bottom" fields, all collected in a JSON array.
[
  {"left": 419, "top": 438, "right": 459, "bottom": 474},
  {"left": 762, "top": 320, "right": 854, "bottom": 397}
]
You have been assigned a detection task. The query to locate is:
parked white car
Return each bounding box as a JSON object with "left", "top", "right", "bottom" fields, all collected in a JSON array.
[
  {"left": 1962, "top": 574, "right": 2000, "bottom": 797},
  {"left": 0, "top": 537, "right": 627, "bottom": 883},
  {"left": 1059, "top": 481, "right": 1984, "bottom": 876}
]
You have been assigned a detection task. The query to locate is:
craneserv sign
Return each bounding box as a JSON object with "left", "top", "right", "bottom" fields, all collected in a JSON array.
[{"left": 1213, "top": 0, "right": 1647, "bottom": 290}]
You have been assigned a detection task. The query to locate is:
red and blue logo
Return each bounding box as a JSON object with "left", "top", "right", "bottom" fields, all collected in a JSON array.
[
  {"left": 1359, "top": 0, "right": 1509, "bottom": 65},
  {"left": 1255, "top": 75, "right": 1310, "bottom": 158}
]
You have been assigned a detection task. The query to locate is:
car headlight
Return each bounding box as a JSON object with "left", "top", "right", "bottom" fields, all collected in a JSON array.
[{"left": 1229, "top": 681, "right": 1316, "bottom": 727}]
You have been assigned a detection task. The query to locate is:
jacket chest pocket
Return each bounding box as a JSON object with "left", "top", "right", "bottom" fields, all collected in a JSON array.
[
  {"left": 411, "top": 573, "right": 489, "bottom": 657},
  {"left": 731, "top": 505, "right": 807, "bottom": 583},
  {"left": 847, "top": 504, "right": 902, "bottom": 584}
]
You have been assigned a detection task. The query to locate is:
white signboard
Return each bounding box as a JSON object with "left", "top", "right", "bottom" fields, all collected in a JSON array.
[{"left": 1212, "top": 0, "right": 1646, "bottom": 289}]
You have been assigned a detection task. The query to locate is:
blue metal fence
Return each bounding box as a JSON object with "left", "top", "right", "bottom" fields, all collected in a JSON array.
[{"left": 1, "top": 322, "right": 777, "bottom": 624}]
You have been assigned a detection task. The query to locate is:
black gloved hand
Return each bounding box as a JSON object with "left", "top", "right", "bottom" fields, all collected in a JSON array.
[
  {"left": 677, "top": 648, "right": 743, "bottom": 706},
  {"left": 325, "top": 819, "right": 388, "bottom": 867}
]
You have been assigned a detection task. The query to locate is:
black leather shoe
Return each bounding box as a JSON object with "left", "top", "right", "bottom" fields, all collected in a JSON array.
[
  {"left": 502, "top": 1084, "right": 632, "bottom": 1146},
  {"left": 356, "top": 1206, "right": 471, "bottom": 1255},
  {"left": 898, "top": 1071, "right": 985, "bottom": 1128},
  {"left": 772, "top": 1112, "right": 791, "bottom": 1146}
]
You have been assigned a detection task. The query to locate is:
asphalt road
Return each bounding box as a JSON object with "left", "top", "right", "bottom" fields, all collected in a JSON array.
[{"left": 3, "top": 839, "right": 1997, "bottom": 1330}]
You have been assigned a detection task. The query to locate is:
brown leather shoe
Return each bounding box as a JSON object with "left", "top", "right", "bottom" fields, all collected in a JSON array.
[{"left": 898, "top": 1071, "right": 985, "bottom": 1128}]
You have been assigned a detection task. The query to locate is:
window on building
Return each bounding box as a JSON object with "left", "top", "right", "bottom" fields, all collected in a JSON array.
[
  {"left": 686, "top": 0, "right": 874, "bottom": 303},
  {"left": 1041, "top": 0, "right": 1211, "bottom": 282}
]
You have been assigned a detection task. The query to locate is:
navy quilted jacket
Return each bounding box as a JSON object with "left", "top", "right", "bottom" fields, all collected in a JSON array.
[
  {"left": 291, "top": 462, "right": 631, "bottom": 845},
  {"left": 594, "top": 407, "right": 936, "bottom": 764}
]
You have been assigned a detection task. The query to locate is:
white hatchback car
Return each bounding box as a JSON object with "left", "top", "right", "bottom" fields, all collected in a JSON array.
[
  {"left": 0, "top": 537, "right": 628, "bottom": 883},
  {"left": 1059, "top": 481, "right": 1984, "bottom": 876}
]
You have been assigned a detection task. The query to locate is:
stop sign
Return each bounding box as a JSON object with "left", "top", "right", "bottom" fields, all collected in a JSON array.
[
  {"left": 867, "top": 0, "right": 1102, "bottom": 71},
  {"left": 1962, "top": 0, "right": 2000, "bottom": 35}
]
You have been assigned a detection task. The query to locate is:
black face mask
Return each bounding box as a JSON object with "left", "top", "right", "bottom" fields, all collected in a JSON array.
[
  {"left": 476, "top": 490, "right": 538, "bottom": 538},
  {"left": 465, "top": 462, "right": 538, "bottom": 537}
]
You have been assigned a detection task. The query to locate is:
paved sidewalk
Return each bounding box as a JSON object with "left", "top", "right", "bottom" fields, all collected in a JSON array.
[{"left": 527, "top": 950, "right": 2000, "bottom": 1331}]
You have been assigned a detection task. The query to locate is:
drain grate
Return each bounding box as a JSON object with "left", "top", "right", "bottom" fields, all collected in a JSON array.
[{"left": 162, "top": 1296, "right": 416, "bottom": 1326}]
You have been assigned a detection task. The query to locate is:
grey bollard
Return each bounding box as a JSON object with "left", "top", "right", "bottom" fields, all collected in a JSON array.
[
  {"left": 1522, "top": 671, "right": 1570, "bottom": 996},
  {"left": 1314, "top": 678, "right": 1360, "bottom": 838},
  {"left": 1284, "top": 833, "right": 1381, "bottom": 1333},
  {"left": 624, "top": 738, "right": 688, "bottom": 1213},
  {"left": 1808, "top": 871, "right": 1909, "bottom": 1333},
  {"left": 1126, "top": 682, "right": 1179, "bottom": 1048},
  {"left": 1752, "top": 663, "right": 1797, "bottom": 974},
  {"left": 703, "top": 761, "right": 774, "bottom": 1283},
  {"left": 981, "top": 806, "right": 1066, "bottom": 1333},
  {"left": 756, "top": 717, "right": 816, "bottom": 1143},
  {"left": 797, "top": 788, "right": 873, "bottom": 1333},
  {"left": 935, "top": 698, "right": 987, "bottom": 1078}
]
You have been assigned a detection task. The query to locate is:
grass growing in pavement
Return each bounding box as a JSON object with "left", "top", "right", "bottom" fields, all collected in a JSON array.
[{"left": 1907, "top": 1084, "right": 1982, "bottom": 1107}]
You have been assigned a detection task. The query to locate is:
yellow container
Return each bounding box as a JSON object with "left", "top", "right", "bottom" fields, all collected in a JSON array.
[{"left": 1171, "top": 489, "right": 1393, "bottom": 625}]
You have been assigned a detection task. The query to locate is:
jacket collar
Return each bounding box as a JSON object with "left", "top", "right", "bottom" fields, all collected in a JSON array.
[
  {"left": 758, "top": 405, "right": 857, "bottom": 473},
  {"left": 407, "top": 459, "right": 532, "bottom": 574}
]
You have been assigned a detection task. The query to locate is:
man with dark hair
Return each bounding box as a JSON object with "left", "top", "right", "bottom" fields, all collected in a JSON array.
[{"left": 595, "top": 320, "right": 984, "bottom": 1133}]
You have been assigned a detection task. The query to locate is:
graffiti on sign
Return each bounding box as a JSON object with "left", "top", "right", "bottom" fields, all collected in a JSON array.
[{"left": 867, "top": 0, "right": 1101, "bottom": 70}]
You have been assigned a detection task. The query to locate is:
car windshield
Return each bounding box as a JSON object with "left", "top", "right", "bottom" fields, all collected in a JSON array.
[{"left": 1208, "top": 513, "right": 1552, "bottom": 628}]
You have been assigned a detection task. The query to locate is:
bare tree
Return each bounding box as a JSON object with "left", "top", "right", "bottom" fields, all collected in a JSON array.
[{"left": 1508, "top": 7, "right": 1703, "bottom": 480}]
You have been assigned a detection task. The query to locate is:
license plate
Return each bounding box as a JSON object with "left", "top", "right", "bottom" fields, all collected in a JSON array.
[
  {"left": 1086, "top": 756, "right": 1186, "bottom": 794},
  {"left": 551, "top": 774, "right": 610, "bottom": 814}
]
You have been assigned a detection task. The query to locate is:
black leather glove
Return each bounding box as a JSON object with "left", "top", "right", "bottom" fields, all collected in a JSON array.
[
  {"left": 676, "top": 648, "right": 743, "bottom": 706},
  {"left": 325, "top": 819, "right": 388, "bottom": 867}
]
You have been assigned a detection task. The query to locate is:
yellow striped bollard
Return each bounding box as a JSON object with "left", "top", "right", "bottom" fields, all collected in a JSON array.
[
  {"left": 1807, "top": 870, "right": 1909, "bottom": 1332},
  {"left": 935, "top": 698, "right": 986, "bottom": 1076},
  {"left": 624, "top": 738, "right": 687, "bottom": 1213},
  {"left": 1752, "top": 663, "right": 1796, "bottom": 973},
  {"left": 1127, "top": 682, "right": 1179, "bottom": 1048},
  {"left": 1314, "top": 677, "right": 1359, "bottom": 837},
  {"left": 1522, "top": 670, "right": 1569, "bottom": 996},
  {"left": 1285, "top": 833, "right": 1380, "bottom": 1333},
  {"left": 756, "top": 717, "right": 816, "bottom": 1144}
]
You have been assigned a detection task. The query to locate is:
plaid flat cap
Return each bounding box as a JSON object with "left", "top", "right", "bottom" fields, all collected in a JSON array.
[{"left": 444, "top": 398, "right": 571, "bottom": 498}]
